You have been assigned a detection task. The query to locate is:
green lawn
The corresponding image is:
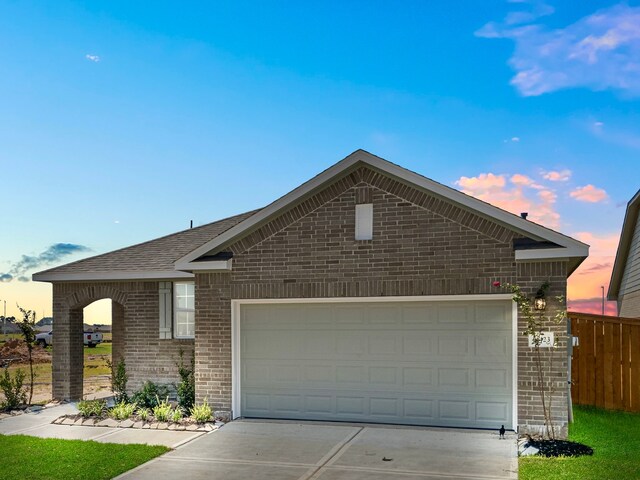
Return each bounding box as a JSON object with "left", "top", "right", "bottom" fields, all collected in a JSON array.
[
  {"left": 520, "top": 406, "right": 640, "bottom": 480},
  {"left": 0, "top": 434, "right": 168, "bottom": 480}
]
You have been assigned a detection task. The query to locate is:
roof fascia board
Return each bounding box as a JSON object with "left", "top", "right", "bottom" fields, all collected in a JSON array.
[
  {"left": 175, "top": 259, "right": 232, "bottom": 272},
  {"left": 33, "top": 270, "right": 195, "bottom": 283},
  {"left": 608, "top": 189, "right": 640, "bottom": 299},
  {"left": 515, "top": 247, "right": 585, "bottom": 262},
  {"left": 175, "top": 150, "right": 589, "bottom": 269}
]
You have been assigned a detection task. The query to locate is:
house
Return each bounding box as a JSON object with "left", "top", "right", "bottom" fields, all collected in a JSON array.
[
  {"left": 609, "top": 189, "right": 640, "bottom": 317},
  {"left": 34, "top": 150, "right": 588, "bottom": 435},
  {"left": 36, "top": 316, "right": 54, "bottom": 333}
]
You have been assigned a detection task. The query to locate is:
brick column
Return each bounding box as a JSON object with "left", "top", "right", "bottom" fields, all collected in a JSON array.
[
  {"left": 111, "top": 302, "right": 125, "bottom": 364},
  {"left": 516, "top": 261, "right": 569, "bottom": 437},
  {"left": 52, "top": 288, "right": 84, "bottom": 400},
  {"left": 194, "top": 273, "right": 232, "bottom": 413}
]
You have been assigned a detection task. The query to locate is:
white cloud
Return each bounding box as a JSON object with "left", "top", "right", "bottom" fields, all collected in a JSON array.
[
  {"left": 476, "top": 4, "right": 640, "bottom": 96},
  {"left": 542, "top": 169, "right": 572, "bottom": 182},
  {"left": 85, "top": 54, "right": 100, "bottom": 62}
]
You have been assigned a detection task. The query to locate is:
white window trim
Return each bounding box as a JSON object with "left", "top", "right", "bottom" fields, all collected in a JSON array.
[{"left": 173, "top": 281, "right": 195, "bottom": 339}]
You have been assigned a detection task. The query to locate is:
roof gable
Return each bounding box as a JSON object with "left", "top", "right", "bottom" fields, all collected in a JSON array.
[
  {"left": 609, "top": 189, "right": 640, "bottom": 299},
  {"left": 176, "top": 149, "right": 588, "bottom": 273}
]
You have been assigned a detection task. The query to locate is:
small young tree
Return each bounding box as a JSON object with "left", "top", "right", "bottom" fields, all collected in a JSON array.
[
  {"left": 106, "top": 357, "right": 128, "bottom": 403},
  {"left": 494, "top": 281, "right": 565, "bottom": 439},
  {"left": 16, "top": 306, "right": 37, "bottom": 404}
]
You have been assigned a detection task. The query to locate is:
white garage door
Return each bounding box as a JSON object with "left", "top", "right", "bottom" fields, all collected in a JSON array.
[{"left": 238, "top": 300, "right": 513, "bottom": 429}]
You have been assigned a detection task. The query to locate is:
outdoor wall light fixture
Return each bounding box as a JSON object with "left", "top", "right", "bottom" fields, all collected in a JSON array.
[{"left": 534, "top": 297, "right": 547, "bottom": 311}]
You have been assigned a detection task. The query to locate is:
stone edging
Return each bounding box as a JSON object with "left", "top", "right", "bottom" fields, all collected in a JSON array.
[
  {"left": 0, "top": 401, "right": 64, "bottom": 420},
  {"left": 52, "top": 414, "right": 218, "bottom": 432}
]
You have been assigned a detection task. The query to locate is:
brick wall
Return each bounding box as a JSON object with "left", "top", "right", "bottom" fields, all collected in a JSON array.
[
  {"left": 52, "top": 281, "right": 194, "bottom": 399},
  {"left": 516, "top": 261, "right": 569, "bottom": 437},
  {"left": 192, "top": 166, "right": 571, "bottom": 435}
]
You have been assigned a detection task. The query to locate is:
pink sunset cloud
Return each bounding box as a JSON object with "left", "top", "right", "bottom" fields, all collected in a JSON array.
[
  {"left": 570, "top": 184, "right": 608, "bottom": 203},
  {"left": 567, "top": 231, "right": 620, "bottom": 314},
  {"left": 456, "top": 171, "right": 620, "bottom": 316},
  {"left": 456, "top": 172, "right": 560, "bottom": 229}
]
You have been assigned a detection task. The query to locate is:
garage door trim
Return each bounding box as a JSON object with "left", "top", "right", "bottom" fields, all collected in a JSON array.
[{"left": 231, "top": 294, "right": 517, "bottom": 429}]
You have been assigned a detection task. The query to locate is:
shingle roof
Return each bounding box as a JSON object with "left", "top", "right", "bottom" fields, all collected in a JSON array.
[{"left": 33, "top": 210, "right": 258, "bottom": 280}]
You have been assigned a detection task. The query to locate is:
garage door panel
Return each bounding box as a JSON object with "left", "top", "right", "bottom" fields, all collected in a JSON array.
[
  {"left": 239, "top": 300, "right": 513, "bottom": 428},
  {"left": 337, "top": 333, "right": 365, "bottom": 354},
  {"left": 436, "top": 304, "right": 471, "bottom": 324},
  {"left": 475, "top": 336, "right": 510, "bottom": 358},
  {"left": 369, "top": 366, "right": 398, "bottom": 385},
  {"left": 476, "top": 368, "right": 508, "bottom": 389},
  {"left": 402, "top": 334, "right": 435, "bottom": 355},
  {"left": 403, "top": 367, "right": 433, "bottom": 387},
  {"left": 438, "top": 367, "right": 470, "bottom": 388},
  {"left": 368, "top": 333, "right": 400, "bottom": 355}
]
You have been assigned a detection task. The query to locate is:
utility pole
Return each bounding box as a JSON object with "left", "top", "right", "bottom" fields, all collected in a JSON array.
[
  {"left": 601, "top": 286, "right": 605, "bottom": 316},
  {"left": 1, "top": 299, "right": 5, "bottom": 337}
]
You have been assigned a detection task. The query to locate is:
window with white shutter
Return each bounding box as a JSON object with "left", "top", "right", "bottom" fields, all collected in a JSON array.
[{"left": 158, "top": 282, "right": 173, "bottom": 339}]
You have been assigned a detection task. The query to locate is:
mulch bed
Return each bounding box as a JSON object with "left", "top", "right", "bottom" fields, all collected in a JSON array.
[{"left": 527, "top": 439, "right": 594, "bottom": 457}]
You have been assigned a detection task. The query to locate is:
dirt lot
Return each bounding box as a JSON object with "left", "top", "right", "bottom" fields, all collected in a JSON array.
[{"left": 0, "top": 337, "right": 112, "bottom": 405}]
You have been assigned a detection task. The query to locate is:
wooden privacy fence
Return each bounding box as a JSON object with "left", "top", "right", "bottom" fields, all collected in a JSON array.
[{"left": 570, "top": 312, "right": 640, "bottom": 412}]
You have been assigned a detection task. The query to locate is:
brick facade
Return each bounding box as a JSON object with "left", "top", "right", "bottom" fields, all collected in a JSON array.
[
  {"left": 51, "top": 166, "right": 571, "bottom": 436},
  {"left": 191, "top": 167, "right": 571, "bottom": 435},
  {"left": 52, "top": 282, "right": 193, "bottom": 400}
]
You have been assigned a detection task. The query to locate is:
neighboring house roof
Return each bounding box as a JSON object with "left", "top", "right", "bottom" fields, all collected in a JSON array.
[
  {"left": 608, "top": 189, "right": 640, "bottom": 300},
  {"left": 34, "top": 149, "right": 589, "bottom": 283},
  {"left": 33, "top": 210, "right": 257, "bottom": 281},
  {"left": 176, "top": 149, "right": 588, "bottom": 274}
]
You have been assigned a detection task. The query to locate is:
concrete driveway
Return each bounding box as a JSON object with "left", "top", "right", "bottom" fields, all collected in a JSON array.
[{"left": 119, "top": 420, "right": 517, "bottom": 480}]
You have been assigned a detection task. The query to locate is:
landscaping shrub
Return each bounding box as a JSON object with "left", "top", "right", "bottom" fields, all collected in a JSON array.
[
  {"left": 152, "top": 396, "right": 172, "bottom": 422},
  {"left": 77, "top": 399, "right": 106, "bottom": 418},
  {"left": 110, "top": 401, "right": 137, "bottom": 420},
  {"left": 106, "top": 357, "right": 128, "bottom": 403},
  {"left": 0, "top": 368, "right": 27, "bottom": 410},
  {"left": 175, "top": 350, "right": 195, "bottom": 412},
  {"left": 170, "top": 407, "right": 183, "bottom": 423},
  {"left": 16, "top": 306, "right": 37, "bottom": 404},
  {"left": 131, "top": 381, "right": 170, "bottom": 409},
  {"left": 190, "top": 399, "right": 212, "bottom": 424},
  {"left": 136, "top": 407, "right": 150, "bottom": 421}
]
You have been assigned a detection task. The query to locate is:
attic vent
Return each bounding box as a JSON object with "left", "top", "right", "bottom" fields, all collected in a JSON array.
[{"left": 355, "top": 203, "right": 373, "bottom": 241}]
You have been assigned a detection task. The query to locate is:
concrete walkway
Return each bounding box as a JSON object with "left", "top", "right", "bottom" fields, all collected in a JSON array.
[
  {"left": 0, "top": 403, "right": 204, "bottom": 448},
  {"left": 119, "top": 420, "right": 518, "bottom": 480}
]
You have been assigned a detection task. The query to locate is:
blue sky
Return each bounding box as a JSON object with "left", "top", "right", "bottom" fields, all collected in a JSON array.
[{"left": 1, "top": 0, "right": 639, "bottom": 321}]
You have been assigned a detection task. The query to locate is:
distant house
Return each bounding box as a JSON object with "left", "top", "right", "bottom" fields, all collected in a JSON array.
[
  {"left": 34, "top": 150, "right": 589, "bottom": 436},
  {"left": 36, "top": 317, "right": 54, "bottom": 332},
  {"left": 609, "top": 189, "right": 640, "bottom": 317}
]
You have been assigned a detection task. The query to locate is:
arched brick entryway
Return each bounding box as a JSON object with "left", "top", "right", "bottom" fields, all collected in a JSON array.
[{"left": 52, "top": 284, "right": 128, "bottom": 401}]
